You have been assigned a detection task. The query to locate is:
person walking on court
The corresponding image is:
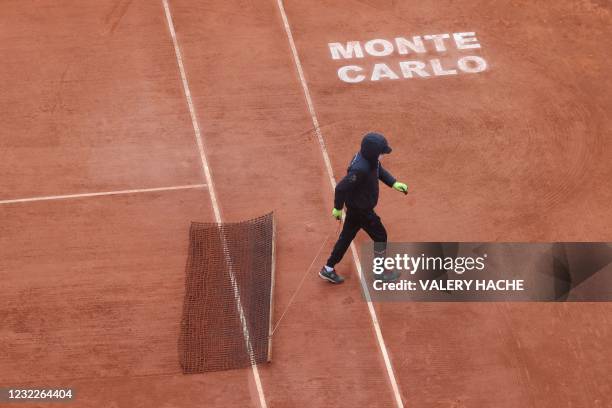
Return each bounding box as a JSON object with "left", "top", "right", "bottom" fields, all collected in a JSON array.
[{"left": 319, "top": 132, "right": 408, "bottom": 284}]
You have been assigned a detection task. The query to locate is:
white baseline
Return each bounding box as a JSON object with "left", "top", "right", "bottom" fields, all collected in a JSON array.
[
  {"left": 161, "top": 1, "right": 268, "bottom": 408},
  {"left": 274, "top": 1, "right": 405, "bottom": 407},
  {"left": 0, "top": 184, "right": 207, "bottom": 205}
]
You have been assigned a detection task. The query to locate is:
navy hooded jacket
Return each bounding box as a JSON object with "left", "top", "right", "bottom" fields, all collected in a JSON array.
[{"left": 334, "top": 133, "right": 396, "bottom": 210}]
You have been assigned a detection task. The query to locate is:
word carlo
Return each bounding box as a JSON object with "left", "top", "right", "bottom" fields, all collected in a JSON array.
[{"left": 328, "top": 32, "right": 488, "bottom": 83}]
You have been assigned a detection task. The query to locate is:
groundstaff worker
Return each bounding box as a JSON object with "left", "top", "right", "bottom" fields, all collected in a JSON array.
[{"left": 319, "top": 132, "right": 408, "bottom": 284}]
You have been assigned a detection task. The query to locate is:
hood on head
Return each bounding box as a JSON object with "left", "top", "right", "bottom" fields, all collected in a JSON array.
[{"left": 360, "top": 132, "right": 392, "bottom": 162}]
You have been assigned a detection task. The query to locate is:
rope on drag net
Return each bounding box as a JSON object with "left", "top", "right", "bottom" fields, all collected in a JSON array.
[{"left": 271, "top": 221, "right": 342, "bottom": 335}]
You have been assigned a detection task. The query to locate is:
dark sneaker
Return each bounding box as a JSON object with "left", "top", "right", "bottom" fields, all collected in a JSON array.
[
  {"left": 374, "top": 269, "right": 401, "bottom": 282},
  {"left": 319, "top": 267, "right": 345, "bottom": 284}
]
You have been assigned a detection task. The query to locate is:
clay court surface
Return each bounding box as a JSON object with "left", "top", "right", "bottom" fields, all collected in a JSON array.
[{"left": 1, "top": 0, "right": 611, "bottom": 407}]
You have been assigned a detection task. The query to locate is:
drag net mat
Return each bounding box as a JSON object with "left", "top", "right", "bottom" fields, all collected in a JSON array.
[{"left": 178, "top": 212, "right": 274, "bottom": 373}]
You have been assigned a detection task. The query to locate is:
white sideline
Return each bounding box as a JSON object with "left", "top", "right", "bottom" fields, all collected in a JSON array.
[
  {"left": 0, "top": 184, "right": 207, "bottom": 205},
  {"left": 161, "top": 1, "right": 268, "bottom": 408},
  {"left": 274, "top": 1, "right": 405, "bottom": 407}
]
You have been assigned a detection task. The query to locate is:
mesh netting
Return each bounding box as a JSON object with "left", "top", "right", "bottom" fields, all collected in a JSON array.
[{"left": 178, "top": 212, "right": 275, "bottom": 373}]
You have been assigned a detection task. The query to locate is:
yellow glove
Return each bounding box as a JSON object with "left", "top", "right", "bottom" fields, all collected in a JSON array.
[
  {"left": 332, "top": 208, "right": 343, "bottom": 220},
  {"left": 393, "top": 182, "right": 408, "bottom": 194}
]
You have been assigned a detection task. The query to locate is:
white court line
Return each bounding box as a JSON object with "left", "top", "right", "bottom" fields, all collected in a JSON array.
[
  {"left": 274, "top": 1, "right": 405, "bottom": 407},
  {"left": 161, "top": 1, "right": 268, "bottom": 408},
  {"left": 0, "top": 184, "right": 207, "bottom": 205}
]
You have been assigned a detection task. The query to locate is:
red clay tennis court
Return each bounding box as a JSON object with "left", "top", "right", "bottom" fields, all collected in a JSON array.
[{"left": 1, "top": 0, "right": 611, "bottom": 407}]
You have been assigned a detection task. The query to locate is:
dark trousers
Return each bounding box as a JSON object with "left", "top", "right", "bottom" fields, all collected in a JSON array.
[{"left": 326, "top": 207, "right": 387, "bottom": 268}]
